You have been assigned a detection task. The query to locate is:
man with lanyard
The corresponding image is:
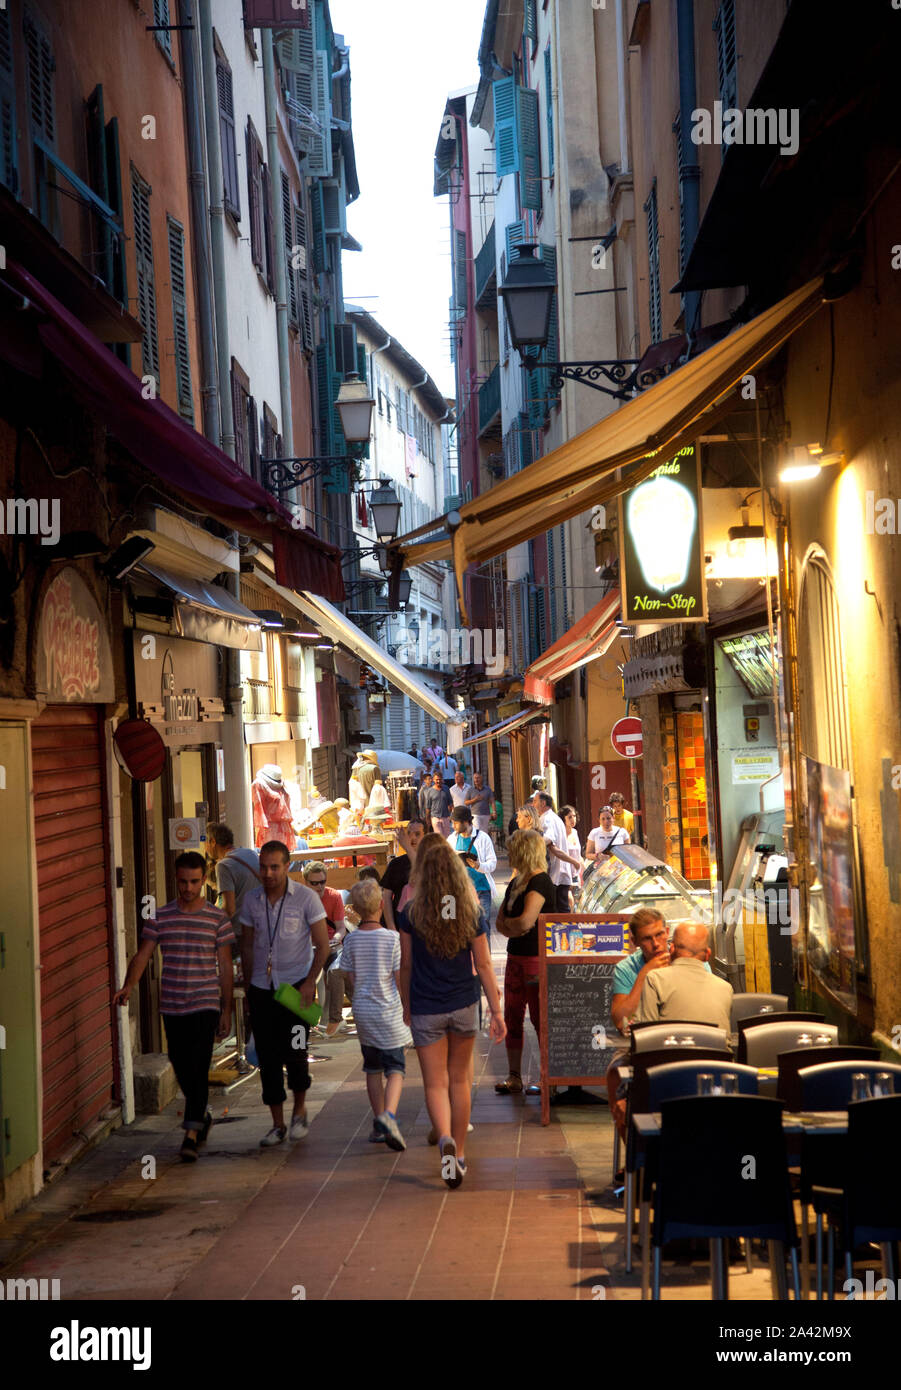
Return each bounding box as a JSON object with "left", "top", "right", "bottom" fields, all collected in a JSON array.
[
  {"left": 533, "top": 791, "right": 582, "bottom": 912},
  {"left": 465, "top": 770, "right": 496, "bottom": 835},
  {"left": 447, "top": 804, "right": 497, "bottom": 935},
  {"left": 113, "top": 852, "right": 234, "bottom": 1162},
  {"left": 241, "top": 841, "right": 330, "bottom": 1146}
]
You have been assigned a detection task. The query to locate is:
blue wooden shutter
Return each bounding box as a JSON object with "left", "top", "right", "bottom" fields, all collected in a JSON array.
[
  {"left": 544, "top": 46, "right": 554, "bottom": 177},
  {"left": 523, "top": 0, "right": 537, "bottom": 43},
  {"left": 0, "top": 5, "right": 17, "bottom": 191},
  {"left": 310, "top": 180, "right": 326, "bottom": 271},
  {"left": 493, "top": 77, "right": 517, "bottom": 177},
  {"left": 517, "top": 85, "right": 541, "bottom": 211},
  {"left": 505, "top": 220, "right": 525, "bottom": 263},
  {"left": 540, "top": 244, "right": 559, "bottom": 407}
]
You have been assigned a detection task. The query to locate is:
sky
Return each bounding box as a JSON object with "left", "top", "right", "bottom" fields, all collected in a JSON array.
[{"left": 330, "top": 0, "right": 489, "bottom": 398}]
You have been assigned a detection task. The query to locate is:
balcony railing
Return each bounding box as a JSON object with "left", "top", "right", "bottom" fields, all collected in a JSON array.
[
  {"left": 478, "top": 363, "right": 501, "bottom": 436},
  {"left": 474, "top": 221, "right": 496, "bottom": 308}
]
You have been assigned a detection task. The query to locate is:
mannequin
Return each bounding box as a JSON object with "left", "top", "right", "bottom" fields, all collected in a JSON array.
[
  {"left": 251, "top": 763, "right": 296, "bottom": 849},
  {"left": 349, "top": 750, "right": 379, "bottom": 809}
]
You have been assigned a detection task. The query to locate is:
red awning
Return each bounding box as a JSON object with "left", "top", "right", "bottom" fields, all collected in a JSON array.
[
  {"left": 5, "top": 259, "right": 344, "bottom": 603},
  {"left": 523, "top": 588, "right": 621, "bottom": 704}
]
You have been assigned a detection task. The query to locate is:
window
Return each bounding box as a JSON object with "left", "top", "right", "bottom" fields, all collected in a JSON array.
[
  {"left": 714, "top": 0, "right": 737, "bottom": 119},
  {"left": 262, "top": 402, "right": 281, "bottom": 466},
  {"left": 231, "top": 358, "right": 251, "bottom": 474},
  {"left": 216, "top": 48, "right": 240, "bottom": 220},
  {"left": 644, "top": 180, "right": 662, "bottom": 344},
  {"left": 24, "top": 9, "right": 55, "bottom": 145},
  {"left": 246, "top": 120, "right": 273, "bottom": 285},
  {"left": 166, "top": 216, "right": 193, "bottom": 421},
  {"left": 131, "top": 168, "right": 160, "bottom": 385},
  {"left": 453, "top": 229, "right": 467, "bottom": 312},
  {"left": 153, "top": 0, "right": 172, "bottom": 60},
  {"left": 0, "top": 5, "right": 17, "bottom": 191}
]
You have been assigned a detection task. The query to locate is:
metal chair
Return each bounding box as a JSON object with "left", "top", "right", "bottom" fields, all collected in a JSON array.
[
  {"left": 740, "top": 1021, "right": 837, "bottom": 1068},
  {"left": 647, "top": 1095, "right": 801, "bottom": 1301},
  {"left": 622, "top": 1045, "right": 731, "bottom": 1273},
  {"left": 736, "top": 1011, "right": 824, "bottom": 1056},
  {"left": 730, "top": 992, "right": 789, "bottom": 1030},
  {"left": 813, "top": 1095, "right": 901, "bottom": 1298},
  {"left": 798, "top": 1059, "right": 901, "bottom": 1110},
  {"left": 631, "top": 1022, "right": 730, "bottom": 1054}
]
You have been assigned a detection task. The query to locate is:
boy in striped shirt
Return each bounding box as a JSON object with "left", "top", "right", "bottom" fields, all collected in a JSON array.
[
  {"left": 339, "top": 877, "right": 412, "bottom": 1150},
  {"left": 114, "top": 851, "right": 234, "bottom": 1162}
]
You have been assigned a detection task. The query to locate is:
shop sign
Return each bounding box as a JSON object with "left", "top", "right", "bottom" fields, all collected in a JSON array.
[
  {"left": 133, "top": 632, "right": 223, "bottom": 746},
  {"left": 620, "top": 446, "right": 707, "bottom": 625},
  {"left": 168, "top": 817, "right": 205, "bottom": 850},
  {"left": 730, "top": 749, "right": 780, "bottom": 785},
  {"left": 36, "top": 568, "right": 114, "bottom": 702}
]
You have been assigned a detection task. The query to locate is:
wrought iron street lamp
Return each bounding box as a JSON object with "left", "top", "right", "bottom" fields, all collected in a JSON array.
[
  {"left": 368, "top": 481, "right": 403, "bottom": 544},
  {"left": 335, "top": 373, "right": 375, "bottom": 444}
]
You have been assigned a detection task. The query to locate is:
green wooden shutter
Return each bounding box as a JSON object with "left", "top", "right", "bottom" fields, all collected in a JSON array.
[
  {"left": 325, "top": 369, "right": 346, "bottom": 491},
  {"left": 493, "top": 77, "right": 517, "bottom": 177},
  {"left": 308, "top": 50, "right": 333, "bottom": 177},
  {"left": 311, "top": 180, "right": 326, "bottom": 272},
  {"left": 544, "top": 46, "right": 554, "bottom": 177},
  {"left": 104, "top": 116, "right": 127, "bottom": 311},
  {"left": 517, "top": 85, "right": 541, "bottom": 211},
  {"left": 131, "top": 170, "right": 160, "bottom": 383},
  {"left": 540, "top": 244, "right": 559, "bottom": 407},
  {"left": 281, "top": 169, "right": 299, "bottom": 325},
  {"left": 523, "top": 0, "right": 537, "bottom": 42},
  {"left": 505, "top": 220, "right": 525, "bottom": 263},
  {"left": 453, "top": 229, "right": 467, "bottom": 311},
  {"left": 167, "top": 216, "right": 194, "bottom": 422},
  {"left": 316, "top": 341, "right": 332, "bottom": 453}
]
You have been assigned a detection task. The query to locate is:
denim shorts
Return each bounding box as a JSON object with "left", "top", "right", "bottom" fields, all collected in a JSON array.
[
  {"left": 409, "top": 1002, "right": 480, "bottom": 1048},
  {"left": 360, "top": 1043, "right": 407, "bottom": 1076}
]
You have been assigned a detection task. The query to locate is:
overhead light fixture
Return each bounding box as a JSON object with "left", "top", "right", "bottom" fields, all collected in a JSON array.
[
  {"left": 396, "top": 574, "right": 413, "bottom": 607},
  {"left": 779, "top": 444, "right": 845, "bottom": 483},
  {"left": 368, "top": 481, "right": 402, "bottom": 543},
  {"left": 335, "top": 372, "right": 375, "bottom": 444},
  {"left": 285, "top": 629, "right": 321, "bottom": 639},
  {"left": 252, "top": 609, "right": 286, "bottom": 629},
  {"left": 102, "top": 536, "right": 156, "bottom": 581}
]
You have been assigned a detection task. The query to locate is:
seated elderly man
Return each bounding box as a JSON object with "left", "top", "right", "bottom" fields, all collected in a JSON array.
[{"left": 633, "top": 921, "right": 733, "bottom": 1032}]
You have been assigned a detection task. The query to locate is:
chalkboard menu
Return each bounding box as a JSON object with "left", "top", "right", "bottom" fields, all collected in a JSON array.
[{"left": 537, "top": 914, "right": 629, "bottom": 1125}]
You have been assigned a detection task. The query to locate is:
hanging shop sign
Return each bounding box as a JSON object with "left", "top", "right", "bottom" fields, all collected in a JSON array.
[
  {"left": 113, "top": 718, "right": 167, "bottom": 782},
  {"left": 132, "top": 633, "right": 224, "bottom": 747},
  {"left": 242, "top": 0, "right": 310, "bottom": 27},
  {"left": 36, "top": 567, "right": 115, "bottom": 703},
  {"left": 619, "top": 445, "right": 707, "bottom": 625}
]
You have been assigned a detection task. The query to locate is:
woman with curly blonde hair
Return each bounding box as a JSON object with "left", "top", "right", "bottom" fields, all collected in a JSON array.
[
  {"left": 494, "top": 829, "right": 557, "bottom": 1094},
  {"left": 399, "top": 839, "right": 505, "bottom": 1188}
]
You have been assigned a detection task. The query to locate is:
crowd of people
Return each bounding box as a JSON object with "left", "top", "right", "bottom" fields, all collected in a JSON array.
[{"left": 114, "top": 763, "right": 653, "bottom": 1188}]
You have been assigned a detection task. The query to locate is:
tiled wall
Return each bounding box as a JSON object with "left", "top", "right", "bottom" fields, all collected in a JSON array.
[{"left": 659, "top": 708, "right": 710, "bottom": 883}]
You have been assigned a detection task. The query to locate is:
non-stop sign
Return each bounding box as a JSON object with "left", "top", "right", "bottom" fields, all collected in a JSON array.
[{"left": 610, "top": 716, "right": 643, "bottom": 759}]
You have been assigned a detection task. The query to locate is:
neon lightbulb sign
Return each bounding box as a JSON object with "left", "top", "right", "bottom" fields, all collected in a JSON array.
[{"left": 626, "top": 474, "right": 697, "bottom": 594}]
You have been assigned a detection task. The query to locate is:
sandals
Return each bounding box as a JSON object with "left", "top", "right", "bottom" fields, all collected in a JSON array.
[{"left": 495, "top": 1072, "right": 523, "bottom": 1094}]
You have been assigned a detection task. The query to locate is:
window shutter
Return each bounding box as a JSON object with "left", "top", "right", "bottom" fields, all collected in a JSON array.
[
  {"left": 547, "top": 526, "right": 557, "bottom": 639},
  {"left": 167, "top": 217, "right": 194, "bottom": 421},
  {"left": 310, "top": 180, "right": 326, "bottom": 272},
  {"left": 262, "top": 160, "right": 275, "bottom": 291},
  {"left": 505, "top": 220, "right": 525, "bottom": 263},
  {"left": 24, "top": 12, "right": 55, "bottom": 144},
  {"left": 247, "top": 125, "right": 264, "bottom": 269},
  {"left": 131, "top": 169, "right": 160, "bottom": 382},
  {"left": 714, "top": 0, "right": 737, "bottom": 112},
  {"left": 0, "top": 6, "right": 16, "bottom": 192},
  {"left": 231, "top": 361, "right": 250, "bottom": 472},
  {"left": 315, "top": 343, "right": 332, "bottom": 453},
  {"left": 247, "top": 394, "right": 260, "bottom": 483},
  {"left": 517, "top": 85, "right": 541, "bottom": 211},
  {"left": 453, "top": 229, "right": 467, "bottom": 311},
  {"left": 539, "top": 243, "right": 559, "bottom": 407},
  {"left": 493, "top": 77, "right": 517, "bottom": 177},
  {"left": 326, "top": 369, "right": 346, "bottom": 491},
  {"left": 308, "top": 50, "right": 333, "bottom": 177},
  {"left": 673, "top": 112, "right": 686, "bottom": 276},
  {"left": 217, "top": 58, "right": 240, "bottom": 218},
  {"left": 544, "top": 46, "right": 554, "bottom": 177},
  {"left": 334, "top": 322, "right": 356, "bottom": 376},
  {"left": 644, "top": 180, "right": 662, "bottom": 344},
  {"left": 153, "top": 0, "right": 172, "bottom": 59},
  {"left": 322, "top": 180, "right": 342, "bottom": 232},
  {"left": 356, "top": 342, "right": 367, "bottom": 383},
  {"left": 523, "top": 0, "right": 537, "bottom": 42},
  {"left": 281, "top": 170, "right": 299, "bottom": 325}
]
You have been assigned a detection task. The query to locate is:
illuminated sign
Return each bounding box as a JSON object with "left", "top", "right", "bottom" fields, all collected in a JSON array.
[
  {"left": 720, "top": 630, "right": 776, "bottom": 698},
  {"left": 619, "top": 446, "right": 707, "bottom": 624}
]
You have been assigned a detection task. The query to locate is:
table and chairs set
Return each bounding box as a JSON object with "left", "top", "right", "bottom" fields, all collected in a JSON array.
[{"left": 617, "top": 994, "right": 901, "bottom": 1301}]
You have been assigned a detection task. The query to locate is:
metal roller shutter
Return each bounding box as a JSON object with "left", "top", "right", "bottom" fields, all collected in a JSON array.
[
  {"left": 32, "top": 706, "right": 116, "bottom": 1164},
  {"left": 498, "top": 740, "right": 515, "bottom": 834}
]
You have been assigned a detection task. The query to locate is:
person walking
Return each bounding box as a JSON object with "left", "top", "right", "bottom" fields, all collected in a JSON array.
[
  {"left": 608, "top": 791, "right": 635, "bottom": 839},
  {"left": 113, "top": 851, "right": 234, "bottom": 1162},
  {"left": 380, "top": 819, "right": 425, "bottom": 929},
  {"left": 301, "top": 861, "right": 350, "bottom": 1037},
  {"left": 422, "top": 769, "right": 453, "bottom": 837},
  {"left": 436, "top": 750, "right": 458, "bottom": 787},
  {"left": 240, "top": 841, "right": 331, "bottom": 1146},
  {"left": 447, "top": 804, "right": 496, "bottom": 935},
  {"left": 559, "top": 804, "right": 584, "bottom": 900},
  {"left": 398, "top": 840, "right": 506, "bottom": 1187},
  {"left": 494, "top": 830, "right": 556, "bottom": 1096},
  {"left": 533, "top": 791, "right": 582, "bottom": 911},
  {"left": 465, "top": 771, "right": 496, "bottom": 836},
  {"left": 339, "top": 877, "right": 412, "bottom": 1150},
  {"left": 508, "top": 801, "right": 541, "bottom": 838},
  {"left": 449, "top": 768, "right": 473, "bottom": 810}
]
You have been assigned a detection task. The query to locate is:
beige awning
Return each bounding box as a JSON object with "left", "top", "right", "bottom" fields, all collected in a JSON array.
[
  {"left": 393, "top": 278, "right": 825, "bottom": 618},
  {"left": 462, "top": 707, "right": 549, "bottom": 748}
]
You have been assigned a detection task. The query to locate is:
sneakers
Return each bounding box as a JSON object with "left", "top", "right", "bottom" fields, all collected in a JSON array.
[
  {"left": 198, "top": 1111, "right": 213, "bottom": 1145},
  {"left": 439, "top": 1136, "right": 464, "bottom": 1189},
  {"left": 374, "top": 1112, "right": 406, "bottom": 1152},
  {"left": 180, "top": 1135, "right": 199, "bottom": 1163},
  {"left": 369, "top": 1126, "right": 386, "bottom": 1143},
  {"left": 260, "top": 1125, "right": 287, "bottom": 1147},
  {"left": 288, "top": 1113, "right": 309, "bottom": 1142}
]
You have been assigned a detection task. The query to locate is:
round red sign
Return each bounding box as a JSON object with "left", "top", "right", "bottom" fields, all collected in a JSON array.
[
  {"left": 610, "top": 716, "right": 643, "bottom": 759},
  {"left": 113, "top": 718, "right": 167, "bottom": 782}
]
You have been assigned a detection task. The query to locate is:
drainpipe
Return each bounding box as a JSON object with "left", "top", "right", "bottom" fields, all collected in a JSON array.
[
  {"left": 263, "top": 30, "right": 294, "bottom": 457},
  {"left": 676, "top": 0, "right": 701, "bottom": 339},
  {"left": 197, "top": 0, "right": 234, "bottom": 458},
  {"left": 196, "top": 0, "right": 248, "bottom": 849},
  {"left": 179, "top": 6, "right": 220, "bottom": 446}
]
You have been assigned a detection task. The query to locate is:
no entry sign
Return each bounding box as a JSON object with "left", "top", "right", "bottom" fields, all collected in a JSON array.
[{"left": 610, "top": 716, "right": 643, "bottom": 759}]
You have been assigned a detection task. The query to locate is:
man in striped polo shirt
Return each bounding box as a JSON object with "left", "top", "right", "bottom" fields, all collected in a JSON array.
[{"left": 114, "top": 851, "right": 234, "bottom": 1162}]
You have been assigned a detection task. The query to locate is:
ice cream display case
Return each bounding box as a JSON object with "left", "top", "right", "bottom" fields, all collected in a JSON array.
[{"left": 577, "top": 844, "right": 713, "bottom": 925}]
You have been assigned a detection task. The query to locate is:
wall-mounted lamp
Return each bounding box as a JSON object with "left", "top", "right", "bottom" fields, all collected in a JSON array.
[{"left": 779, "top": 444, "right": 845, "bottom": 484}]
